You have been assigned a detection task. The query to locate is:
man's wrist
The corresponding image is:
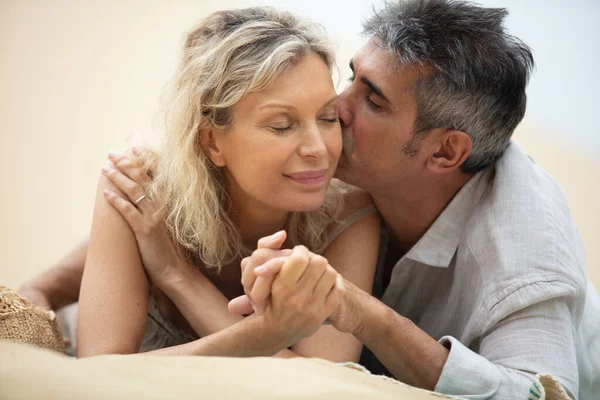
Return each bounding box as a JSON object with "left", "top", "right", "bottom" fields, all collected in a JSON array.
[{"left": 352, "top": 290, "right": 397, "bottom": 343}]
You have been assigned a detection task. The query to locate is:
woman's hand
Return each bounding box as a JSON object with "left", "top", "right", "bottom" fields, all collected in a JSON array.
[
  {"left": 247, "top": 245, "right": 345, "bottom": 348},
  {"left": 101, "top": 148, "right": 194, "bottom": 286}
]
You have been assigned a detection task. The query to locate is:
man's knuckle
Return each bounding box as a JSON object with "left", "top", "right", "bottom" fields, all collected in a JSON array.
[{"left": 312, "top": 255, "right": 327, "bottom": 266}]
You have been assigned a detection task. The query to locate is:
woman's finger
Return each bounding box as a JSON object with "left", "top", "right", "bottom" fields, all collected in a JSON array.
[
  {"left": 241, "top": 248, "right": 291, "bottom": 294},
  {"left": 102, "top": 164, "right": 151, "bottom": 214},
  {"left": 257, "top": 230, "right": 286, "bottom": 249},
  {"left": 228, "top": 294, "right": 254, "bottom": 315},
  {"left": 249, "top": 275, "right": 275, "bottom": 315},
  {"left": 254, "top": 257, "right": 287, "bottom": 276},
  {"left": 103, "top": 189, "right": 145, "bottom": 231}
]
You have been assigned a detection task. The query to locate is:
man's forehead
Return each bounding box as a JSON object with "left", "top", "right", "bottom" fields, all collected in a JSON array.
[
  {"left": 351, "top": 39, "right": 428, "bottom": 100},
  {"left": 351, "top": 39, "right": 397, "bottom": 72}
]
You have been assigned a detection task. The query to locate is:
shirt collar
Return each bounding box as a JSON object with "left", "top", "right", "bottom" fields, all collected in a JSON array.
[{"left": 403, "top": 165, "right": 495, "bottom": 268}]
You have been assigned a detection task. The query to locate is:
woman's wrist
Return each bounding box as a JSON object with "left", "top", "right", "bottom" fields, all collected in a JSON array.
[
  {"left": 234, "top": 315, "right": 290, "bottom": 356},
  {"left": 157, "top": 261, "right": 206, "bottom": 296}
]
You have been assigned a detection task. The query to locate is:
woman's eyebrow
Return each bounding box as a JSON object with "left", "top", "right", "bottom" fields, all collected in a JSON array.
[
  {"left": 319, "top": 94, "right": 339, "bottom": 109},
  {"left": 259, "top": 103, "right": 297, "bottom": 111}
]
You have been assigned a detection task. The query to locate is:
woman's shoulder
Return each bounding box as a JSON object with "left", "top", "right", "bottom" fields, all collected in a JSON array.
[
  {"left": 333, "top": 180, "right": 375, "bottom": 220},
  {"left": 317, "top": 180, "right": 380, "bottom": 256}
]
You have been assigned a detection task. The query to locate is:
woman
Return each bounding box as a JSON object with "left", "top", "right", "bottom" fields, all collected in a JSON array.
[{"left": 35, "top": 7, "right": 381, "bottom": 361}]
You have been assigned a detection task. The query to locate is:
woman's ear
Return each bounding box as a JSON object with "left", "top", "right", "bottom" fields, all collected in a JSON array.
[
  {"left": 426, "top": 130, "right": 472, "bottom": 173},
  {"left": 200, "top": 127, "right": 226, "bottom": 167}
]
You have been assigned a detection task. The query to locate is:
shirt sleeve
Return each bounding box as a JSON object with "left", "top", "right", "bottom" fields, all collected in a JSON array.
[{"left": 434, "top": 296, "right": 578, "bottom": 399}]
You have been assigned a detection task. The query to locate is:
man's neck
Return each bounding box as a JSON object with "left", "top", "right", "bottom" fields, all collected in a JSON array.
[{"left": 372, "top": 173, "right": 472, "bottom": 253}]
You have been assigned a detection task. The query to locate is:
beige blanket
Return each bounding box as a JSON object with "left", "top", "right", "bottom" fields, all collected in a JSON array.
[
  {"left": 1, "top": 341, "right": 460, "bottom": 400},
  {"left": 0, "top": 286, "right": 571, "bottom": 400}
]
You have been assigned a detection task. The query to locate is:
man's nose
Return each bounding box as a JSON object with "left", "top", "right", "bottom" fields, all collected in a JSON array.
[{"left": 338, "top": 87, "right": 353, "bottom": 127}]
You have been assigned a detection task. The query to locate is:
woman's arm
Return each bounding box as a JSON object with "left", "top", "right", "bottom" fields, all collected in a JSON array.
[
  {"left": 148, "top": 246, "right": 345, "bottom": 358},
  {"left": 76, "top": 173, "right": 150, "bottom": 357},
  {"left": 102, "top": 150, "right": 297, "bottom": 357}
]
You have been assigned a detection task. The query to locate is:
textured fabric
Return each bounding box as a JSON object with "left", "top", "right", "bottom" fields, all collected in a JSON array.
[
  {"left": 361, "top": 142, "right": 598, "bottom": 399},
  {"left": 0, "top": 286, "right": 65, "bottom": 353},
  {"left": 138, "top": 291, "right": 195, "bottom": 353},
  {"left": 528, "top": 374, "right": 572, "bottom": 400},
  {"left": 316, "top": 203, "right": 378, "bottom": 254},
  {"left": 0, "top": 341, "right": 467, "bottom": 400}
]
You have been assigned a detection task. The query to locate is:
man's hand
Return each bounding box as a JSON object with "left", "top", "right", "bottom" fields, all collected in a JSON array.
[
  {"left": 326, "top": 278, "right": 369, "bottom": 335},
  {"left": 253, "top": 245, "right": 345, "bottom": 348}
]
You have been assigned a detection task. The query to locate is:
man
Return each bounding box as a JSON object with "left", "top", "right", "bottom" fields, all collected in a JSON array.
[
  {"left": 231, "top": 0, "right": 598, "bottom": 398},
  {"left": 18, "top": 0, "right": 598, "bottom": 398}
]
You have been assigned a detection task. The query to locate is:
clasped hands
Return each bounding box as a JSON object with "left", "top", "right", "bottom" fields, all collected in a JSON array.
[{"left": 228, "top": 231, "right": 348, "bottom": 347}]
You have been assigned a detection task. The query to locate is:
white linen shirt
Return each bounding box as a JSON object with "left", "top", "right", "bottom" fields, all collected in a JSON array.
[{"left": 361, "top": 141, "right": 599, "bottom": 399}]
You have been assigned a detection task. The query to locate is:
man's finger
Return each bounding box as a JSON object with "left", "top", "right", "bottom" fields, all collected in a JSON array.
[{"left": 277, "top": 246, "right": 311, "bottom": 285}]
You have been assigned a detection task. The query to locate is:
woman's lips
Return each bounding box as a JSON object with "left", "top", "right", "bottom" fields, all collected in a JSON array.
[{"left": 284, "top": 169, "right": 328, "bottom": 186}]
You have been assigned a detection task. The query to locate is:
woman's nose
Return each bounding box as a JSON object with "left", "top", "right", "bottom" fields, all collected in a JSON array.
[{"left": 299, "top": 125, "right": 327, "bottom": 159}]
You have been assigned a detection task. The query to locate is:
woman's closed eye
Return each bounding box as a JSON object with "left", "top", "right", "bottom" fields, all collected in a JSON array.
[
  {"left": 319, "top": 115, "right": 339, "bottom": 124},
  {"left": 270, "top": 124, "right": 293, "bottom": 133}
]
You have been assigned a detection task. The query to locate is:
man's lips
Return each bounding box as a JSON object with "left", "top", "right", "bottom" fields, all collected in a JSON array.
[{"left": 284, "top": 169, "right": 328, "bottom": 186}]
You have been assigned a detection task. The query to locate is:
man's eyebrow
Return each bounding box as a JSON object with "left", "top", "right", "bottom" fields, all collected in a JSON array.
[
  {"left": 361, "top": 76, "right": 390, "bottom": 103},
  {"left": 349, "top": 58, "right": 390, "bottom": 104}
]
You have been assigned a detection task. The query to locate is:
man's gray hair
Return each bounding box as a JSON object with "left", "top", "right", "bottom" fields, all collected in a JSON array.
[{"left": 364, "top": 0, "right": 534, "bottom": 173}]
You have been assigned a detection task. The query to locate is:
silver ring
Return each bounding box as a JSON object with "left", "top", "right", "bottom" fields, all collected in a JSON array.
[{"left": 134, "top": 194, "right": 146, "bottom": 205}]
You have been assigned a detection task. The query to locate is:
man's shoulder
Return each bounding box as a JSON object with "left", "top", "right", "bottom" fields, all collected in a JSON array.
[{"left": 462, "top": 141, "right": 586, "bottom": 294}]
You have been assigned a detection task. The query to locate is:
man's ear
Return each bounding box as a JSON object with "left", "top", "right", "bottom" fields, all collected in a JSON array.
[
  {"left": 426, "top": 130, "right": 472, "bottom": 173},
  {"left": 199, "top": 127, "right": 226, "bottom": 167}
]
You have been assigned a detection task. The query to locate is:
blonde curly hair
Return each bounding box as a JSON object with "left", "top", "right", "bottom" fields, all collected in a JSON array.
[{"left": 150, "top": 7, "right": 342, "bottom": 270}]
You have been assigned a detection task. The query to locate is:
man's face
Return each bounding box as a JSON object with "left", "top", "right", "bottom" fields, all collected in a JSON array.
[{"left": 335, "top": 39, "right": 430, "bottom": 195}]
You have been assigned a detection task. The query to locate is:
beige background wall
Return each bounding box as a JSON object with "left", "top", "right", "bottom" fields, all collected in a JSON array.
[{"left": 1, "top": 1, "right": 598, "bottom": 290}]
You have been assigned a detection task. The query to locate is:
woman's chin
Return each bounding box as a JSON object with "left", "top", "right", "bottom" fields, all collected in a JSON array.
[{"left": 286, "top": 194, "right": 327, "bottom": 213}]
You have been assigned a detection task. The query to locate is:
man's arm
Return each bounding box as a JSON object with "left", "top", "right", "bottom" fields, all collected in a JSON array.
[
  {"left": 18, "top": 240, "right": 87, "bottom": 310},
  {"left": 334, "top": 280, "right": 449, "bottom": 391},
  {"left": 334, "top": 280, "right": 579, "bottom": 398}
]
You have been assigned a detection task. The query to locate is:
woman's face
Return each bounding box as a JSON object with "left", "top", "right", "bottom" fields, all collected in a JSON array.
[{"left": 213, "top": 54, "right": 342, "bottom": 213}]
